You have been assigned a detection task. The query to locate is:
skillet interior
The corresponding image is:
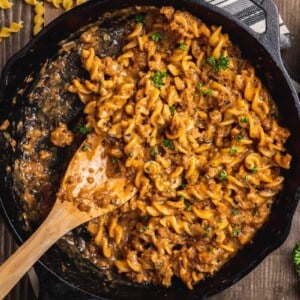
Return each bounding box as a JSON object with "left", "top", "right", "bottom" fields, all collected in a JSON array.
[{"left": 0, "top": 0, "right": 300, "bottom": 299}]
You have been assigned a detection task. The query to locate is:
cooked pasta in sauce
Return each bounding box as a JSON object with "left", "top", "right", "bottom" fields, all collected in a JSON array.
[{"left": 66, "top": 6, "right": 292, "bottom": 289}]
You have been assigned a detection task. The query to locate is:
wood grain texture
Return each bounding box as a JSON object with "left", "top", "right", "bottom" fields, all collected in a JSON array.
[{"left": 0, "top": 1, "right": 300, "bottom": 299}]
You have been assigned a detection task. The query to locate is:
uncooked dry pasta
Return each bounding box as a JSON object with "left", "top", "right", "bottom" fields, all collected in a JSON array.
[
  {"left": 33, "top": 1, "right": 44, "bottom": 35},
  {"left": 62, "top": 0, "right": 72, "bottom": 11},
  {"left": 24, "top": 0, "right": 37, "bottom": 5},
  {"left": 0, "top": 0, "right": 12, "bottom": 9},
  {"left": 0, "top": 22, "right": 23, "bottom": 42},
  {"left": 0, "top": 0, "right": 91, "bottom": 42},
  {"left": 67, "top": 6, "right": 292, "bottom": 289}
]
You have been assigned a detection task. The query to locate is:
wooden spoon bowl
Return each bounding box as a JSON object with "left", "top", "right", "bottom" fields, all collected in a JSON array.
[{"left": 0, "top": 133, "right": 136, "bottom": 299}]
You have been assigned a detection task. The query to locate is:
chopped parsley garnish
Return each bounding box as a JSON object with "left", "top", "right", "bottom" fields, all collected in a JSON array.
[
  {"left": 186, "top": 203, "right": 193, "bottom": 211},
  {"left": 293, "top": 242, "right": 300, "bottom": 275},
  {"left": 112, "top": 157, "right": 119, "bottom": 164},
  {"left": 230, "top": 146, "right": 238, "bottom": 154},
  {"left": 152, "top": 71, "right": 168, "bottom": 88},
  {"left": 170, "top": 105, "right": 176, "bottom": 116},
  {"left": 204, "top": 225, "right": 211, "bottom": 237},
  {"left": 219, "top": 170, "right": 228, "bottom": 181},
  {"left": 179, "top": 194, "right": 185, "bottom": 201},
  {"left": 150, "top": 148, "right": 158, "bottom": 157},
  {"left": 81, "top": 145, "right": 89, "bottom": 151},
  {"left": 251, "top": 166, "right": 258, "bottom": 174},
  {"left": 207, "top": 55, "right": 230, "bottom": 72},
  {"left": 139, "top": 225, "right": 149, "bottom": 232},
  {"left": 236, "top": 135, "right": 244, "bottom": 142},
  {"left": 294, "top": 242, "right": 300, "bottom": 275},
  {"left": 233, "top": 210, "right": 239, "bottom": 216},
  {"left": 232, "top": 229, "right": 239, "bottom": 237},
  {"left": 129, "top": 152, "right": 135, "bottom": 157},
  {"left": 253, "top": 209, "right": 260, "bottom": 216},
  {"left": 74, "top": 125, "right": 92, "bottom": 136},
  {"left": 197, "top": 83, "right": 213, "bottom": 96},
  {"left": 155, "top": 262, "right": 163, "bottom": 269},
  {"left": 244, "top": 175, "right": 250, "bottom": 181},
  {"left": 162, "top": 139, "right": 174, "bottom": 150},
  {"left": 240, "top": 116, "right": 248, "bottom": 123},
  {"left": 179, "top": 182, "right": 187, "bottom": 190},
  {"left": 135, "top": 14, "right": 145, "bottom": 24},
  {"left": 150, "top": 32, "right": 165, "bottom": 42},
  {"left": 179, "top": 43, "right": 187, "bottom": 50}
]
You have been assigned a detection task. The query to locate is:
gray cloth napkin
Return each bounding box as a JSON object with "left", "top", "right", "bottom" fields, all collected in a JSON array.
[
  {"left": 206, "top": 0, "right": 291, "bottom": 48},
  {"left": 206, "top": 0, "right": 299, "bottom": 90}
]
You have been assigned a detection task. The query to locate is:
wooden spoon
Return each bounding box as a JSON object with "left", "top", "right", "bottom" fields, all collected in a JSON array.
[{"left": 0, "top": 133, "right": 136, "bottom": 298}]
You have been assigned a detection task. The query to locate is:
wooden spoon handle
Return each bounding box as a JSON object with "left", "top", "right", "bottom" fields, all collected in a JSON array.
[{"left": 0, "top": 204, "right": 71, "bottom": 299}]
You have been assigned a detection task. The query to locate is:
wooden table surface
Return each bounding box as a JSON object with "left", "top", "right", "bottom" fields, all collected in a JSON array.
[{"left": 0, "top": 1, "right": 299, "bottom": 299}]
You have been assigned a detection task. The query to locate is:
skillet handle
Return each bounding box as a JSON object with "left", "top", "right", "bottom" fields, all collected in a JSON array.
[{"left": 250, "top": 0, "right": 281, "bottom": 63}]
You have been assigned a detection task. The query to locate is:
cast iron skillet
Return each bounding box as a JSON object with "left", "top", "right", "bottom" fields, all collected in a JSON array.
[{"left": 1, "top": 0, "right": 300, "bottom": 299}]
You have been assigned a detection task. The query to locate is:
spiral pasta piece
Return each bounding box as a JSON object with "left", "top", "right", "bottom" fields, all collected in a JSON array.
[
  {"left": 0, "top": 22, "right": 23, "bottom": 43},
  {"left": 0, "top": 0, "right": 12, "bottom": 9},
  {"left": 33, "top": 1, "right": 45, "bottom": 35}
]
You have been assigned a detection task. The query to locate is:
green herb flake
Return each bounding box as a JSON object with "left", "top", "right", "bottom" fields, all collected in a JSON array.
[
  {"left": 141, "top": 215, "right": 150, "bottom": 221},
  {"left": 81, "top": 145, "right": 89, "bottom": 151},
  {"left": 179, "top": 43, "right": 187, "bottom": 50},
  {"left": 251, "top": 166, "right": 258, "bottom": 174},
  {"left": 232, "top": 229, "right": 239, "bottom": 237},
  {"left": 162, "top": 139, "right": 174, "bottom": 150},
  {"left": 293, "top": 242, "right": 300, "bottom": 275},
  {"left": 152, "top": 71, "right": 169, "bottom": 88},
  {"left": 197, "top": 83, "right": 213, "bottom": 96},
  {"left": 204, "top": 225, "right": 211, "bottom": 237},
  {"left": 179, "top": 182, "right": 187, "bottom": 190},
  {"left": 139, "top": 225, "right": 149, "bottom": 232},
  {"left": 244, "top": 175, "right": 250, "bottom": 181},
  {"left": 112, "top": 157, "right": 119, "bottom": 164},
  {"left": 129, "top": 152, "right": 135, "bottom": 157},
  {"left": 169, "top": 105, "right": 176, "bottom": 116},
  {"left": 74, "top": 125, "right": 92, "bottom": 136},
  {"left": 253, "top": 209, "right": 260, "bottom": 217},
  {"left": 236, "top": 135, "right": 244, "bottom": 142},
  {"left": 150, "top": 148, "right": 158, "bottom": 157},
  {"left": 207, "top": 55, "right": 230, "bottom": 72},
  {"left": 240, "top": 116, "right": 249, "bottom": 123},
  {"left": 135, "top": 14, "right": 145, "bottom": 24},
  {"left": 230, "top": 146, "right": 238, "bottom": 154},
  {"left": 219, "top": 170, "right": 228, "bottom": 181},
  {"left": 150, "top": 32, "right": 165, "bottom": 42},
  {"left": 179, "top": 194, "right": 185, "bottom": 201},
  {"left": 155, "top": 262, "right": 163, "bottom": 269},
  {"left": 186, "top": 203, "right": 193, "bottom": 211},
  {"left": 233, "top": 210, "right": 239, "bottom": 216}
]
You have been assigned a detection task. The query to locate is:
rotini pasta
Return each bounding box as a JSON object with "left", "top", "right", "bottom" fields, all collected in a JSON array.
[
  {"left": 33, "top": 1, "right": 45, "bottom": 35},
  {"left": 0, "top": 0, "right": 12, "bottom": 9},
  {"left": 0, "top": 22, "right": 23, "bottom": 43},
  {"left": 0, "top": 0, "right": 91, "bottom": 43},
  {"left": 66, "top": 6, "right": 292, "bottom": 289}
]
